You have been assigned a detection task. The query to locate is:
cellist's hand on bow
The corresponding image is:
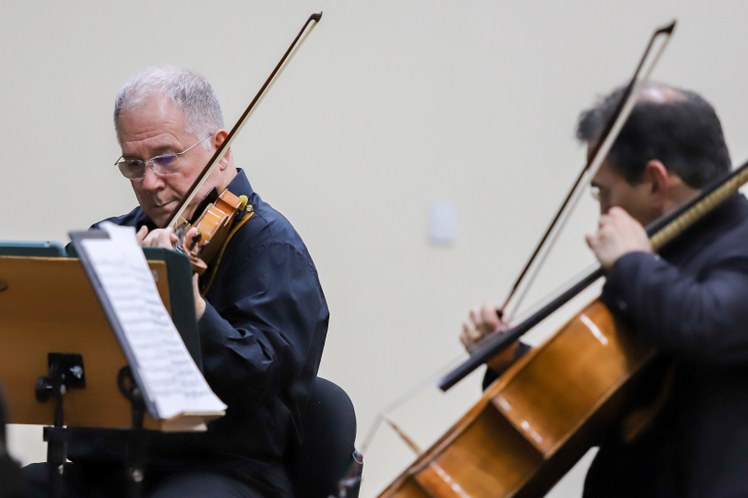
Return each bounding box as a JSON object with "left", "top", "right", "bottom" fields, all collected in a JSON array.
[
  {"left": 461, "top": 301, "right": 519, "bottom": 375},
  {"left": 586, "top": 207, "right": 653, "bottom": 270}
]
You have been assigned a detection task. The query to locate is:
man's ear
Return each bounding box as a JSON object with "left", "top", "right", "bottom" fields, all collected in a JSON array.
[
  {"left": 213, "top": 129, "right": 231, "bottom": 169},
  {"left": 643, "top": 160, "right": 671, "bottom": 209}
]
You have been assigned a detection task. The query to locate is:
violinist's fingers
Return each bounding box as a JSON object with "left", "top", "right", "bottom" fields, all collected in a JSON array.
[
  {"left": 135, "top": 225, "right": 149, "bottom": 245},
  {"left": 183, "top": 227, "right": 202, "bottom": 251},
  {"left": 142, "top": 227, "right": 177, "bottom": 249}
]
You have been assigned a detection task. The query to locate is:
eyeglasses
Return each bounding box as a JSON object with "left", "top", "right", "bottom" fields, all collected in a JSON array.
[{"left": 114, "top": 135, "right": 213, "bottom": 180}]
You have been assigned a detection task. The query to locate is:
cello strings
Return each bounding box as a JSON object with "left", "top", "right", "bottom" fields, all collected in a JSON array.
[
  {"left": 506, "top": 262, "right": 603, "bottom": 331},
  {"left": 357, "top": 353, "right": 468, "bottom": 456},
  {"left": 359, "top": 263, "right": 602, "bottom": 456}
]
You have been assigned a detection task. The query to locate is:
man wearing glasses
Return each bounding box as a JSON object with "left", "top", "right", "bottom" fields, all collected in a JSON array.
[
  {"left": 461, "top": 82, "right": 748, "bottom": 497},
  {"left": 26, "top": 67, "right": 329, "bottom": 498}
]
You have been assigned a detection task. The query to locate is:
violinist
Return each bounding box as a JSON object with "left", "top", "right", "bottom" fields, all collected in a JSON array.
[
  {"left": 25, "top": 67, "right": 329, "bottom": 498},
  {"left": 462, "top": 82, "right": 748, "bottom": 497}
]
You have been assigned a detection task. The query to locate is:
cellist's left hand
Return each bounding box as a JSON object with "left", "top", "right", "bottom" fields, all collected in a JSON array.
[
  {"left": 136, "top": 225, "right": 207, "bottom": 320},
  {"left": 586, "top": 206, "right": 653, "bottom": 269},
  {"left": 461, "top": 302, "right": 518, "bottom": 374}
]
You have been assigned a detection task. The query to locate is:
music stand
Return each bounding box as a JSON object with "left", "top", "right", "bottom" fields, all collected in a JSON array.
[{"left": 0, "top": 240, "right": 202, "bottom": 498}]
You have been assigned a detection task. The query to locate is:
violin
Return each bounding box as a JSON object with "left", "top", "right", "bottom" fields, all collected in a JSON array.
[
  {"left": 164, "top": 12, "right": 323, "bottom": 274},
  {"left": 174, "top": 189, "right": 251, "bottom": 275}
]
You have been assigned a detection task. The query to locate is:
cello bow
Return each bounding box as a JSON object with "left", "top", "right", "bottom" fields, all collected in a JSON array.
[{"left": 440, "top": 156, "right": 748, "bottom": 391}]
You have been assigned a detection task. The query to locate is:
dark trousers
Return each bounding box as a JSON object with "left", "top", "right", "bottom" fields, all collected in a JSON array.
[
  {"left": 23, "top": 463, "right": 263, "bottom": 498},
  {"left": 0, "top": 454, "right": 29, "bottom": 498}
]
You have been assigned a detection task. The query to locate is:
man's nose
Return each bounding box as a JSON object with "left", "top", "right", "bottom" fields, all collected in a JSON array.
[{"left": 140, "top": 166, "right": 164, "bottom": 190}]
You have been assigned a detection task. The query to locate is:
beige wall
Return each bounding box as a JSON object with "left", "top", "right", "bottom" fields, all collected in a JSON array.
[{"left": 3, "top": 1, "right": 748, "bottom": 496}]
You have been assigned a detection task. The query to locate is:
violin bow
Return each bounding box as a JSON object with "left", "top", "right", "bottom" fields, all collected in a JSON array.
[{"left": 166, "top": 12, "right": 323, "bottom": 230}]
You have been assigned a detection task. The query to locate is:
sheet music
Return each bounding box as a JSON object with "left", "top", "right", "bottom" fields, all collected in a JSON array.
[{"left": 79, "top": 222, "right": 226, "bottom": 423}]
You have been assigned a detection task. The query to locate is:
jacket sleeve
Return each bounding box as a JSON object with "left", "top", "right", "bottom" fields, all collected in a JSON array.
[
  {"left": 197, "top": 239, "right": 328, "bottom": 409},
  {"left": 602, "top": 247, "right": 748, "bottom": 367}
]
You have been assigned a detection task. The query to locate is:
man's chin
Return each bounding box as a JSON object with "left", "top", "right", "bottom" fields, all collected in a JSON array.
[{"left": 144, "top": 209, "right": 170, "bottom": 228}]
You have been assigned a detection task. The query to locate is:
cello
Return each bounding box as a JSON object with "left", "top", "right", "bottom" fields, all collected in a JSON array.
[
  {"left": 379, "top": 153, "right": 748, "bottom": 498},
  {"left": 377, "top": 23, "right": 748, "bottom": 498}
]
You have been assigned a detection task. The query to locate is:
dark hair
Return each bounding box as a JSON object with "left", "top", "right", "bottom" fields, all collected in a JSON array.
[{"left": 576, "top": 83, "right": 731, "bottom": 188}]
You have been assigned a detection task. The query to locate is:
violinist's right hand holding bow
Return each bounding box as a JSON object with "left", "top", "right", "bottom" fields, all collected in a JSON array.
[
  {"left": 461, "top": 301, "right": 519, "bottom": 375},
  {"left": 136, "top": 225, "right": 207, "bottom": 319}
]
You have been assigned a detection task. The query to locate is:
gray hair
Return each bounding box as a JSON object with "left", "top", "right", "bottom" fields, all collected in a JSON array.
[{"left": 114, "top": 66, "right": 224, "bottom": 140}]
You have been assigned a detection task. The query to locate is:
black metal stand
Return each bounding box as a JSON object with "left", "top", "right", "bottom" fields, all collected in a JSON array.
[
  {"left": 41, "top": 426, "right": 68, "bottom": 498},
  {"left": 118, "top": 366, "right": 148, "bottom": 498},
  {"left": 36, "top": 353, "right": 86, "bottom": 498},
  {"left": 35, "top": 356, "right": 148, "bottom": 498}
]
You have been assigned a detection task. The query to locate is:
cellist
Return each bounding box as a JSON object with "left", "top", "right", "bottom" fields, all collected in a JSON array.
[
  {"left": 462, "top": 82, "right": 748, "bottom": 497},
  {"left": 25, "top": 66, "right": 329, "bottom": 498}
]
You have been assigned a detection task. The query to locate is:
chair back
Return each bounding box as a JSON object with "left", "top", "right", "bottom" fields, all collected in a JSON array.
[{"left": 290, "top": 377, "right": 362, "bottom": 498}]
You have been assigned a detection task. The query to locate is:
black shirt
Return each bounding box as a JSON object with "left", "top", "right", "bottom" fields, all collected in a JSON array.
[{"left": 71, "top": 170, "right": 329, "bottom": 498}]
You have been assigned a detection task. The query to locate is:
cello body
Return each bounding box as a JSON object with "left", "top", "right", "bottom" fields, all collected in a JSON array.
[{"left": 378, "top": 299, "right": 658, "bottom": 497}]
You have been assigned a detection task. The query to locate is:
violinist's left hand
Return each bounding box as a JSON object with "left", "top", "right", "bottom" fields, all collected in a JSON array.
[
  {"left": 192, "top": 274, "right": 206, "bottom": 319},
  {"left": 586, "top": 206, "right": 653, "bottom": 269},
  {"left": 136, "top": 226, "right": 207, "bottom": 320}
]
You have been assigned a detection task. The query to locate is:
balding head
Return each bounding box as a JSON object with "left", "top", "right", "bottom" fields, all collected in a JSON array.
[
  {"left": 639, "top": 83, "right": 689, "bottom": 104},
  {"left": 577, "top": 82, "right": 731, "bottom": 188}
]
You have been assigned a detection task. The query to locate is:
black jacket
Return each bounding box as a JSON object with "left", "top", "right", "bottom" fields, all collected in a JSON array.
[
  {"left": 584, "top": 193, "right": 748, "bottom": 497},
  {"left": 70, "top": 170, "right": 329, "bottom": 498}
]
